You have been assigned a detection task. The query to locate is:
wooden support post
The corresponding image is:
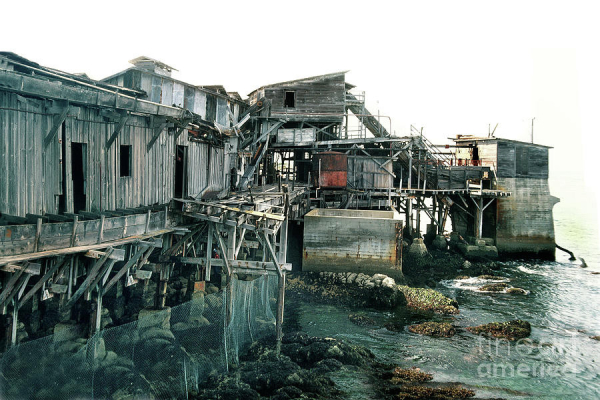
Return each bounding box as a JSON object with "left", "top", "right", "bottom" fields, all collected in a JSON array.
[
  {"left": 155, "top": 266, "right": 168, "bottom": 310},
  {"left": 206, "top": 223, "right": 213, "bottom": 281},
  {"left": 70, "top": 216, "right": 79, "bottom": 247},
  {"left": 416, "top": 197, "right": 421, "bottom": 238},
  {"left": 34, "top": 218, "right": 43, "bottom": 252},
  {"left": 276, "top": 271, "right": 286, "bottom": 355},
  {"left": 98, "top": 215, "right": 105, "bottom": 243}
]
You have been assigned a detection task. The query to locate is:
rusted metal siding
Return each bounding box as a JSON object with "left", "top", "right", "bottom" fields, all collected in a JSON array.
[
  {"left": 312, "top": 152, "right": 347, "bottom": 189},
  {"left": 303, "top": 209, "right": 403, "bottom": 278}
]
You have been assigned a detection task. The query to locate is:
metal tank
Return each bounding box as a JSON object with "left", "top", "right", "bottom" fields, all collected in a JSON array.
[{"left": 311, "top": 151, "right": 347, "bottom": 189}]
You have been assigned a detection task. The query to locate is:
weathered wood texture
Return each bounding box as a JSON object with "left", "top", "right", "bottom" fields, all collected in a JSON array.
[
  {"left": 104, "top": 68, "right": 243, "bottom": 127},
  {"left": 347, "top": 156, "right": 393, "bottom": 189},
  {"left": 0, "top": 211, "right": 166, "bottom": 257},
  {"left": 0, "top": 89, "right": 228, "bottom": 217},
  {"left": 261, "top": 74, "right": 346, "bottom": 122}
]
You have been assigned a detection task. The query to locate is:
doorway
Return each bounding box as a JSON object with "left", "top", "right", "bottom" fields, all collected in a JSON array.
[
  {"left": 71, "top": 142, "right": 87, "bottom": 213},
  {"left": 175, "top": 145, "right": 188, "bottom": 198}
]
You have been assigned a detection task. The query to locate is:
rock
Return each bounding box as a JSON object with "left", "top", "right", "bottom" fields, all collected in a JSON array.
[
  {"left": 364, "top": 281, "right": 376, "bottom": 289},
  {"left": 432, "top": 235, "right": 447, "bottom": 250},
  {"left": 205, "top": 284, "right": 219, "bottom": 294},
  {"left": 456, "top": 275, "right": 470, "bottom": 280},
  {"left": 408, "top": 322, "right": 456, "bottom": 337},
  {"left": 347, "top": 273, "right": 358, "bottom": 283},
  {"left": 397, "top": 286, "right": 459, "bottom": 314},
  {"left": 372, "top": 273, "right": 388, "bottom": 281},
  {"left": 408, "top": 238, "right": 428, "bottom": 257},
  {"left": 53, "top": 321, "right": 83, "bottom": 344},
  {"left": 467, "top": 319, "right": 531, "bottom": 340},
  {"left": 507, "top": 287, "right": 527, "bottom": 295},
  {"left": 462, "top": 260, "right": 472, "bottom": 269},
  {"left": 381, "top": 277, "right": 396, "bottom": 288},
  {"left": 190, "top": 316, "right": 210, "bottom": 327},
  {"left": 348, "top": 313, "right": 376, "bottom": 327},
  {"left": 390, "top": 366, "right": 433, "bottom": 384},
  {"left": 139, "top": 327, "right": 175, "bottom": 342},
  {"left": 478, "top": 275, "right": 505, "bottom": 280},
  {"left": 137, "top": 308, "right": 171, "bottom": 331},
  {"left": 479, "top": 283, "right": 508, "bottom": 292},
  {"left": 590, "top": 336, "right": 600, "bottom": 341}
]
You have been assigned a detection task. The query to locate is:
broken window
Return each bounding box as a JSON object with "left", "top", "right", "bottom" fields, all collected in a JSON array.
[
  {"left": 120, "top": 145, "right": 132, "bottom": 177},
  {"left": 284, "top": 91, "right": 296, "bottom": 108}
]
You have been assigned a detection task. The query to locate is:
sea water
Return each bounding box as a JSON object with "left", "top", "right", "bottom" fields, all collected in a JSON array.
[{"left": 293, "top": 172, "right": 600, "bottom": 399}]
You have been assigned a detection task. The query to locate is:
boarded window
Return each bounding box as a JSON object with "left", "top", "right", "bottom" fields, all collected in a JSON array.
[
  {"left": 284, "top": 91, "right": 296, "bottom": 108},
  {"left": 120, "top": 145, "right": 132, "bottom": 177}
]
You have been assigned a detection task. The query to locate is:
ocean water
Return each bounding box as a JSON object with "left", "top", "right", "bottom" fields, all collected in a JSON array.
[{"left": 292, "top": 173, "right": 600, "bottom": 399}]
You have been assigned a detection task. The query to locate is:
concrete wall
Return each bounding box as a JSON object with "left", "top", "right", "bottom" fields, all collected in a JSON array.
[
  {"left": 302, "top": 209, "right": 402, "bottom": 277},
  {"left": 496, "top": 177, "right": 558, "bottom": 259}
]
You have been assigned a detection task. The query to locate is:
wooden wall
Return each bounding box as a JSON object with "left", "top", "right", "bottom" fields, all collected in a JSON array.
[
  {"left": 495, "top": 141, "right": 549, "bottom": 179},
  {"left": 0, "top": 89, "right": 229, "bottom": 218},
  {"left": 263, "top": 75, "right": 345, "bottom": 122},
  {"left": 104, "top": 69, "right": 242, "bottom": 127}
]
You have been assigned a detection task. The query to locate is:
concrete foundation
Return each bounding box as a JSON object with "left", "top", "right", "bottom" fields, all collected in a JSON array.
[{"left": 302, "top": 208, "right": 403, "bottom": 278}]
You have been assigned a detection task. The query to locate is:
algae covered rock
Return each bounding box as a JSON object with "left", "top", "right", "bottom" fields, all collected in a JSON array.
[
  {"left": 466, "top": 319, "right": 531, "bottom": 340},
  {"left": 391, "top": 366, "right": 433, "bottom": 384},
  {"left": 397, "top": 286, "right": 459, "bottom": 314},
  {"left": 479, "top": 283, "right": 508, "bottom": 292},
  {"left": 348, "top": 313, "right": 376, "bottom": 327},
  {"left": 408, "top": 322, "right": 456, "bottom": 338},
  {"left": 507, "top": 287, "right": 528, "bottom": 295}
]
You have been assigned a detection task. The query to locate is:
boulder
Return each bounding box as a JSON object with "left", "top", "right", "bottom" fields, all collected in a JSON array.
[
  {"left": 137, "top": 307, "right": 171, "bottom": 331},
  {"left": 467, "top": 319, "right": 531, "bottom": 340}
]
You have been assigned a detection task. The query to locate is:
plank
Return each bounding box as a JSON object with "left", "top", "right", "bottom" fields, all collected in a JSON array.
[
  {"left": 0, "top": 228, "right": 174, "bottom": 266},
  {"left": 43, "top": 104, "right": 70, "bottom": 148}
]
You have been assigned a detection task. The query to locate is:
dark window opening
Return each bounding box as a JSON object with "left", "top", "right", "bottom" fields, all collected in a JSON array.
[
  {"left": 174, "top": 145, "right": 188, "bottom": 198},
  {"left": 71, "top": 142, "right": 87, "bottom": 213},
  {"left": 284, "top": 91, "right": 296, "bottom": 108},
  {"left": 120, "top": 145, "right": 132, "bottom": 177}
]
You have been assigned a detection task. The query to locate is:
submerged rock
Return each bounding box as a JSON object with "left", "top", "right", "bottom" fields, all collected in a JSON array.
[
  {"left": 467, "top": 319, "right": 531, "bottom": 340},
  {"left": 397, "top": 286, "right": 459, "bottom": 314},
  {"left": 348, "top": 313, "right": 376, "bottom": 327},
  {"left": 408, "top": 322, "right": 456, "bottom": 338},
  {"left": 507, "top": 287, "right": 528, "bottom": 295},
  {"left": 479, "top": 283, "right": 508, "bottom": 292},
  {"left": 477, "top": 275, "right": 505, "bottom": 280}
]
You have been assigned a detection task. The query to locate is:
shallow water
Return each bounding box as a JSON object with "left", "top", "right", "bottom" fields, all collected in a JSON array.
[{"left": 292, "top": 175, "right": 600, "bottom": 399}]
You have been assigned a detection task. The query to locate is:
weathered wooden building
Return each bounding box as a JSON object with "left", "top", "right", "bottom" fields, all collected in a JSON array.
[{"left": 0, "top": 52, "right": 300, "bottom": 366}]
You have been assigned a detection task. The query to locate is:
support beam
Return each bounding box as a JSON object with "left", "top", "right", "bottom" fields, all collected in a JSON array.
[
  {"left": 43, "top": 104, "right": 69, "bottom": 148},
  {"left": 18, "top": 258, "right": 67, "bottom": 308},
  {"left": 104, "top": 245, "right": 151, "bottom": 293},
  {"left": 105, "top": 111, "right": 130, "bottom": 149},
  {"left": 147, "top": 118, "right": 169, "bottom": 151},
  {"left": 65, "top": 248, "right": 114, "bottom": 309}
]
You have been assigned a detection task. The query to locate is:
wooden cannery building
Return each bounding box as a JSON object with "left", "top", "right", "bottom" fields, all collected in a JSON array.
[{"left": 0, "top": 52, "right": 299, "bottom": 360}]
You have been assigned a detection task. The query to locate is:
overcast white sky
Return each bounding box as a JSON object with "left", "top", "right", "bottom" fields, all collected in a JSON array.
[{"left": 2, "top": 0, "right": 599, "bottom": 233}]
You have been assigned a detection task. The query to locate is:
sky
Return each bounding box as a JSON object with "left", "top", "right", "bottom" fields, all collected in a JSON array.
[{"left": 2, "top": 0, "right": 599, "bottom": 239}]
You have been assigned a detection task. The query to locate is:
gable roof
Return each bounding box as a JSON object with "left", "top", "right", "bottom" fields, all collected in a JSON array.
[{"left": 248, "top": 71, "right": 348, "bottom": 96}]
